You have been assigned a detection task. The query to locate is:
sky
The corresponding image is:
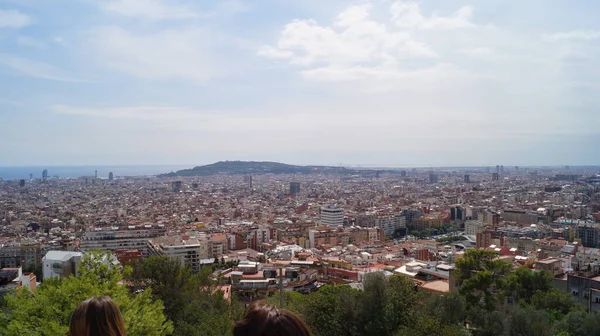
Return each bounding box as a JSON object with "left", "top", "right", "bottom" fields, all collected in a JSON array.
[{"left": 0, "top": 0, "right": 599, "bottom": 167}]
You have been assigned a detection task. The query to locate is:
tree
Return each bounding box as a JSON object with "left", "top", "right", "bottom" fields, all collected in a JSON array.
[
  {"left": 505, "top": 267, "right": 553, "bottom": 304},
  {"left": 455, "top": 249, "right": 512, "bottom": 311},
  {"left": 0, "top": 251, "right": 172, "bottom": 336},
  {"left": 552, "top": 311, "right": 600, "bottom": 336},
  {"left": 126, "top": 255, "right": 233, "bottom": 336},
  {"left": 502, "top": 306, "right": 552, "bottom": 336},
  {"left": 297, "top": 285, "right": 362, "bottom": 336}
]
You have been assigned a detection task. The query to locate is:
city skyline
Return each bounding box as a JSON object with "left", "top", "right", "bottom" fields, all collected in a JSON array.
[{"left": 1, "top": 0, "right": 599, "bottom": 166}]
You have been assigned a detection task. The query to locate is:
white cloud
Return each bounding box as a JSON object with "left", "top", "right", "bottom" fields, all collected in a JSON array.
[
  {"left": 258, "top": 3, "right": 444, "bottom": 81},
  {"left": 0, "top": 9, "right": 31, "bottom": 28},
  {"left": 85, "top": 26, "right": 216, "bottom": 81},
  {"left": 0, "top": 54, "right": 88, "bottom": 82},
  {"left": 101, "top": 0, "right": 199, "bottom": 20},
  {"left": 544, "top": 30, "right": 600, "bottom": 41},
  {"left": 390, "top": 2, "right": 474, "bottom": 30}
]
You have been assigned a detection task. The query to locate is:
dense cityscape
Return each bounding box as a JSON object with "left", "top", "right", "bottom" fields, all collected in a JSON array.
[
  {"left": 1, "top": 162, "right": 600, "bottom": 335},
  {"left": 2, "top": 0, "right": 600, "bottom": 334}
]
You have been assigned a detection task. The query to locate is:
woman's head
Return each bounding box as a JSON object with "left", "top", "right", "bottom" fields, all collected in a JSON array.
[
  {"left": 233, "top": 301, "right": 312, "bottom": 336},
  {"left": 69, "top": 296, "right": 126, "bottom": 336}
]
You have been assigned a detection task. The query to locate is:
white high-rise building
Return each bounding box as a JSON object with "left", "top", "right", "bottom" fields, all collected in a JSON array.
[{"left": 320, "top": 205, "right": 344, "bottom": 227}]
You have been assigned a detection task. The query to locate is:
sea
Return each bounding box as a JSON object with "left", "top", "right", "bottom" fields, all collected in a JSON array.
[{"left": 0, "top": 165, "right": 190, "bottom": 180}]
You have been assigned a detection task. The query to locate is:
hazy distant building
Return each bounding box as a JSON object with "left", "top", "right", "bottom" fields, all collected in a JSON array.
[
  {"left": 400, "top": 170, "right": 407, "bottom": 177},
  {"left": 29, "top": 173, "right": 32, "bottom": 180},
  {"left": 320, "top": 205, "right": 344, "bottom": 227},
  {"left": 464, "top": 174, "right": 470, "bottom": 183},
  {"left": 95, "top": 170, "right": 98, "bottom": 179},
  {"left": 495, "top": 165, "right": 500, "bottom": 174},
  {"left": 244, "top": 175, "right": 253, "bottom": 189},
  {"left": 500, "top": 165, "right": 504, "bottom": 174},
  {"left": 108, "top": 172, "right": 114, "bottom": 181},
  {"left": 171, "top": 181, "right": 182, "bottom": 193},
  {"left": 290, "top": 182, "right": 301, "bottom": 195},
  {"left": 19, "top": 179, "right": 25, "bottom": 187},
  {"left": 42, "top": 169, "right": 48, "bottom": 179},
  {"left": 492, "top": 173, "right": 499, "bottom": 181},
  {"left": 428, "top": 172, "right": 439, "bottom": 184}
]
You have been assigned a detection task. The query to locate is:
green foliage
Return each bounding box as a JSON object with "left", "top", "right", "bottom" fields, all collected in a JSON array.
[
  {"left": 436, "top": 236, "right": 464, "bottom": 244},
  {"left": 0, "top": 251, "right": 172, "bottom": 336},
  {"left": 455, "top": 249, "right": 512, "bottom": 310},
  {"left": 127, "top": 255, "right": 232, "bottom": 336},
  {"left": 505, "top": 267, "right": 553, "bottom": 304}
]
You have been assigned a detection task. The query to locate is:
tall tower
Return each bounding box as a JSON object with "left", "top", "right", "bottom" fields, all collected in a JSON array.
[
  {"left": 108, "top": 172, "right": 114, "bottom": 181},
  {"left": 243, "top": 175, "right": 253, "bottom": 189},
  {"left": 95, "top": 170, "right": 98, "bottom": 179},
  {"left": 29, "top": 173, "right": 32, "bottom": 180},
  {"left": 464, "top": 174, "right": 470, "bottom": 183},
  {"left": 42, "top": 169, "right": 48, "bottom": 179},
  {"left": 290, "top": 182, "right": 301, "bottom": 195}
]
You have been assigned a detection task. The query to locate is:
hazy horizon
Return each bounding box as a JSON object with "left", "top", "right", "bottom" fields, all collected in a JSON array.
[{"left": 1, "top": 0, "right": 599, "bottom": 166}]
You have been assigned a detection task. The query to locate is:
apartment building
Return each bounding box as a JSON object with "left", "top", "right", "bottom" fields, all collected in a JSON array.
[
  {"left": 147, "top": 235, "right": 210, "bottom": 272},
  {"left": 464, "top": 220, "right": 485, "bottom": 236},
  {"left": 0, "top": 243, "right": 41, "bottom": 269},
  {"left": 79, "top": 224, "right": 167, "bottom": 256}
]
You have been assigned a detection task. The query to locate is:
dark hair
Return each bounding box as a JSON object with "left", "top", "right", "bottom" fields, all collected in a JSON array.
[
  {"left": 69, "top": 296, "right": 127, "bottom": 336},
  {"left": 233, "top": 301, "right": 312, "bottom": 336}
]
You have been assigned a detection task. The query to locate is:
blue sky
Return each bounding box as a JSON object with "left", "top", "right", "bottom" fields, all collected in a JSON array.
[{"left": 0, "top": 0, "right": 599, "bottom": 167}]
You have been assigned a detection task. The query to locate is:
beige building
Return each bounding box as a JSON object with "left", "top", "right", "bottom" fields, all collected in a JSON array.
[{"left": 148, "top": 235, "right": 210, "bottom": 272}]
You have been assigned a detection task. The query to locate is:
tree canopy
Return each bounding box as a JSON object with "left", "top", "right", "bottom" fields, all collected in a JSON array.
[{"left": 0, "top": 251, "right": 172, "bottom": 336}]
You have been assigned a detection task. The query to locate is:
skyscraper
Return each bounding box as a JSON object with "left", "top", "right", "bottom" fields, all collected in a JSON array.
[
  {"left": 19, "top": 179, "right": 25, "bottom": 187},
  {"left": 495, "top": 165, "right": 500, "bottom": 174},
  {"left": 29, "top": 173, "right": 32, "bottom": 180},
  {"left": 492, "top": 173, "right": 499, "bottom": 181},
  {"left": 400, "top": 170, "right": 407, "bottom": 177},
  {"left": 108, "top": 172, "right": 114, "bottom": 181},
  {"left": 42, "top": 169, "right": 48, "bottom": 179},
  {"left": 464, "top": 174, "right": 470, "bottom": 183},
  {"left": 290, "top": 182, "right": 301, "bottom": 195},
  {"left": 95, "top": 170, "right": 98, "bottom": 179}
]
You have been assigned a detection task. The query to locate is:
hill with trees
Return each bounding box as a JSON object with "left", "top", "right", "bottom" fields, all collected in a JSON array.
[{"left": 159, "top": 161, "right": 388, "bottom": 177}]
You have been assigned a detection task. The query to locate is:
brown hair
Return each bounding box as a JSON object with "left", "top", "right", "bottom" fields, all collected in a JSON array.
[
  {"left": 233, "top": 301, "right": 312, "bottom": 336},
  {"left": 69, "top": 296, "right": 127, "bottom": 336}
]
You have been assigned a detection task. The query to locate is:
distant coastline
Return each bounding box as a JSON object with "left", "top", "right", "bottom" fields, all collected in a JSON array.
[{"left": 0, "top": 165, "right": 190, "bottom": 180}]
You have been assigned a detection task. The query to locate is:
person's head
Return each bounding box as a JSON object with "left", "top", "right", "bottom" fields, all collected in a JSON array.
[
  {"left": 233, "top": 301, "right": 312, "bottom": 336},
  {"left": 69, "top": 296, "right": 126, "bottom": 336}
]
